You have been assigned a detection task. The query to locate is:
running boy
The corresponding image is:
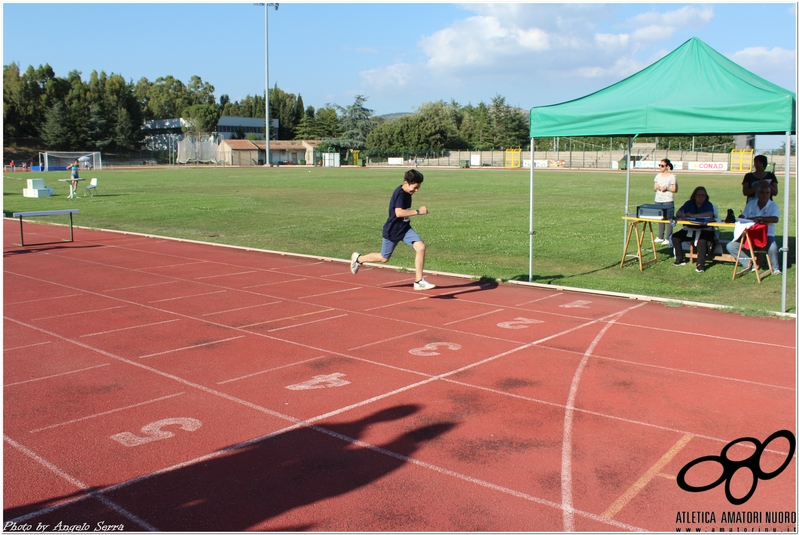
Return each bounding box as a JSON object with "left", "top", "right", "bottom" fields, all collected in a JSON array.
[{"left": 350, "top": 169, "right": 436, "bottom": 290}]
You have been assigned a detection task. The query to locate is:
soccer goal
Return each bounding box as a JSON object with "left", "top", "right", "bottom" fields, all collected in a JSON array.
[{"left": 39, "top": 152, "right": 103, "bottom": 172}]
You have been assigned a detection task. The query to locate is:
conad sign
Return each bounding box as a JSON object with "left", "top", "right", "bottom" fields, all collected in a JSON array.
[{"left": 687, "top": 161, "right": 728, "bottom": 171}]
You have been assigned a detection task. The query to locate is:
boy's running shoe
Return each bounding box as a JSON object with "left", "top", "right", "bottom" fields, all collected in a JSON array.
[
  {"left": 350, "top": 252, "right": 361, "bottom": 274},
  {"left": 414, "top": 278, "right": 436, "bottom": 291}
]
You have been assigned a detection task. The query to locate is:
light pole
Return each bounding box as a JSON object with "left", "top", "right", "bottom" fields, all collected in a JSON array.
[{"left": 256, "top": 3, "right": 278, "bottom": 166}]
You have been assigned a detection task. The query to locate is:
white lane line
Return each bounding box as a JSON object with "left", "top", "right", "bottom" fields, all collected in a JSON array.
[
  {"left": 148, "top": 289, "right": 227, "bottom": 303},
  {"left": 201, "top": 300, "right": 281, "bottom": 316},
  {"left": 4, "top": 293, "right": 83, "bottom": 306},
  {"left": 299, "top": 287, "right": 362, "bottom": 299},
  {"left": 29, "top": 392, "right": 186, "bottom": 433},
  {"left": 561, "top": 303, "right": 645, "bottom": 531},
  {"left": 267, "top": 313, "right": 348, "bottom": 332},
  {"left": 348, "top": 329, "right": 428, "bottom": 351},
  {"left": 5, "top": 363, "right": 112, "bottom": 387},
  {"left": 3, "top": 435, "right": 158, "bottom": 531},
  {"left": 139, "top": 336, "right": 245, "bottom": 359},
  {"left": 365, "top": 296, "right": 427, "bottom": 311},
  {"left": 32, "top": 305, "right": 127, "bottom": 321},
  {"left": 242, "top": 278, "right": 308, "bottom": 289},
  {"left": 516, "top": 293, "right": 560, "bottom": 306},
  {"left": 542, "top": 346, "right": 796, "bottom": 392},
  {"left": 442, "top": 308, "right": 504, "bottom": 326},
  {"left": 612, "top": 320, "right": 796, "bottom": 349},
  {"left": 138, "top": 261, "right": 207, "bottom": 270},
  {"left": 4, "top": 341, "right": 52, "bottom": 352},
  {"left": 194, "top": 270, "right": 259, "bottom": 280},
  {"left": 103, "top": 280, "right": 180, "bottom": 293},
  {"left": 80, "top": 318, "right": 180, "bottom": 338},
  {"left": 217, "top": 355, "right": 328, "bottom": 384}
]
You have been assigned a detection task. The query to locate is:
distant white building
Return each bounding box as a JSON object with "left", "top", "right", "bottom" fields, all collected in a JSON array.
[
  {"left": 216, "top": 116, "right": 279, "bottom": 140},
  {"left": 142, "top": 116, "right": 280, "bottom": 150}
]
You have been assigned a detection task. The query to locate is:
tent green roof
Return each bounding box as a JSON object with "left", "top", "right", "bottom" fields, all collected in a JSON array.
[{"left": 529, "top": 37, "right": 796, "bottom": 137}]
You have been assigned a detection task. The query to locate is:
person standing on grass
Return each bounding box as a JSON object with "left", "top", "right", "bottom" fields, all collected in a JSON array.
[
  {"left": 653, "top": 158, "right": 678, "bottom": 245},
  {"left": 68, "top": 159, "right": 80, "bottom": 193},
  {"left": 350, "top": 169, "right": 436, "bottom": 290},
  {"left": 742, "top": 154, "right": 778, "bottom": 203}
]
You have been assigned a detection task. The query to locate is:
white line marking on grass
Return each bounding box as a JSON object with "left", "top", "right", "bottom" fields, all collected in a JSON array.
[
  {"left": 139, "top": 336, "right": 246, "bottom": 359},
  {"left": 4, "top": 293, "right": 83, "bottom": 306},
  {"left": 80, "top": 318, "right": 180, "bottom": 338},
  {"left": 267, "top": 314, "right": 348, "bottom": 332},
  {"left": 299, "top": 287, "right": 362, "bottom": 299},
  {"left": 442, "top": 308, "right": 504, "bottom": 326},
  {"left": 103, "top": 280, "right": 180, "bottom": 292},
  {"left": 561, "top": 303, "right": 646, "bottom": 531},
  {"left": 348, "top": 329, "right": 428, "bottom": 351},
  {"left": 4, "top": 341, "right": 52, "bottom": 352},
  {"left": 194, "top": 270, "right": 258, "bottom": 280},
  {"left": 148, "top": 289, "right": 227, "bottom": 303},
  {"left": 217, "top": 355, "right": 329, "bottom": 384},
  {"left": 5, "top": 363, "right": 112, "bottom": 387},
  {"left": 29, "top": 393, "right": 186, "bottom": 433},
  {"left": 3, "top": 435, "right": 159, "bottom": 531},
  {"left": 32, "top": 305, "right": 127, "bottom": 321},
  {"left": 200, "top": 300, "right": 281, "bottom": 316}
]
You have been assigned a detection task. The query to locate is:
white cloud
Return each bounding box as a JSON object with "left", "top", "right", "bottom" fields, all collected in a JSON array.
[
  {"left": 419, "top": 15, "right": 550, "bottom": 71},
  {"left": 360, "top": 62, "right": 416, "bottom": 89},
  {"left": 729, "top": 46, "right": 797, "bottom": 90}
]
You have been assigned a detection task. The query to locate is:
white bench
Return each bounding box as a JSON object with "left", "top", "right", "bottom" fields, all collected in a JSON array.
[
  {"left": 22, "top": 178, "right": 53, "bottom": 198},
  {"left": 10, "top": 209, "right": 79, "bottom": 246}
]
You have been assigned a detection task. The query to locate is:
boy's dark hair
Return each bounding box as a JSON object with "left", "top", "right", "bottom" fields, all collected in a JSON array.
[
  {"left": 754, "top": 154, "right": 768, "bottom": 167},
  {"left": 404, "top": 169, "right": 424, "bottom": 184}
]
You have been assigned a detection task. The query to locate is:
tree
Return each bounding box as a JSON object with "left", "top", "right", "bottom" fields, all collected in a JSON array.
[
  {"left": 182, "top": 104, "right": 220, "bottom": 139},
  {"left": 86, "top": 102, "right": 112, "bottom": 150},
  {"left": 315, "top": 107, "right": 341, "bottom": 139},
  {"left": 40, "top": 102, "right": 71, "bottom": 149},
  {"left": 187, "top": 75, "right": 216, "bottom": 107},
  {"left": 114, "top": 107, "right": 137, "bottom": 151},
  {"left": 329, "top": 95, "right": 374, "bottom": 149}
]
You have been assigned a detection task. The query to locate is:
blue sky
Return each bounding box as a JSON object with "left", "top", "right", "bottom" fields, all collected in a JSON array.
[{"left": 3, "top": 2, "right": 797, "bottom": 149}]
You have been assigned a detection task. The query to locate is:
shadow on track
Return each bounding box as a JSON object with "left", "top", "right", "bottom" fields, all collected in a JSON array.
[{"left": 4, "top": 405, "right": 457, "bottom": 531}]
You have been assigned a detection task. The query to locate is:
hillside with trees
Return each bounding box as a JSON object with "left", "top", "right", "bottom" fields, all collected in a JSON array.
[{"left": 4, "top": 62, "right": 742, "bottom": 157}]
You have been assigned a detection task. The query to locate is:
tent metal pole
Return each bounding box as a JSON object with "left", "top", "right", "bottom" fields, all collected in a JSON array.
[
  {"left": 780, "top": 131, "right": 791, "bottom": 313},
  {"left": 623, "top": 137, "right": 632, "bottom": 255},
  {"left": 529, "top": 138, "right": 534, "bottom": 282}
]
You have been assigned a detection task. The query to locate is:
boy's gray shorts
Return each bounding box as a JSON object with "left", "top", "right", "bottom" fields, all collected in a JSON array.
[{"left": 381, "top": 229, "right": 422, "bottom": 259}]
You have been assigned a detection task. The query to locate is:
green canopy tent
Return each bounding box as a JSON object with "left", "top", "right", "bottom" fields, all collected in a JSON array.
[{"left": 528, "top": 37, "right": 796, "bottom": 312}]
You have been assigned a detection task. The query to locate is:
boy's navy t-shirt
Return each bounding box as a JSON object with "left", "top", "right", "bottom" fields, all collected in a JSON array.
[{"left": 382, "top": 185, "right": 412, "bottom": 241}]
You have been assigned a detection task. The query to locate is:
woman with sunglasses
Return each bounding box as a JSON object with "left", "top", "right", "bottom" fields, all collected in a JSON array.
[{"left": 653, "top": 158, "right": 678, "bottom": 245}]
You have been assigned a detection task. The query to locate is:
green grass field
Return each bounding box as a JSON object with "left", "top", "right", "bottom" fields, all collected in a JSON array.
[{"left": 3, "top": 166, "right": 795, "bottom": 315}]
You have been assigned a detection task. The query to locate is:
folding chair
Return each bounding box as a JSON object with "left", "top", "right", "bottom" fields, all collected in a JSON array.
[
  {"left": 732, "top": 223, "right": 772, "bottom": 283},
  {"left": 84, "top": 178, "right": 98, "bottom": 197}
]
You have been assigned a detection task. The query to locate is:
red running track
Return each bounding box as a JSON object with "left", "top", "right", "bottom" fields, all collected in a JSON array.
[{"left": 3, "top": 220, "right": 796, "bottom": 532}]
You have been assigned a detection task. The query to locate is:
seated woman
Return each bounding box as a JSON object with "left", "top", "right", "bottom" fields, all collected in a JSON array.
[{"left": 671, "top": 186, "right": 716, "bottom": 273}]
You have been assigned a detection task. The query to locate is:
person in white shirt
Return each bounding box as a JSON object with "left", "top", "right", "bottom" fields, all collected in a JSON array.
[
  {"left": 726, "top": 183, "right": 781, "bottom": 274},
  {"left": 653, "top": 159, "right": 678, "bottom": 245}
]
